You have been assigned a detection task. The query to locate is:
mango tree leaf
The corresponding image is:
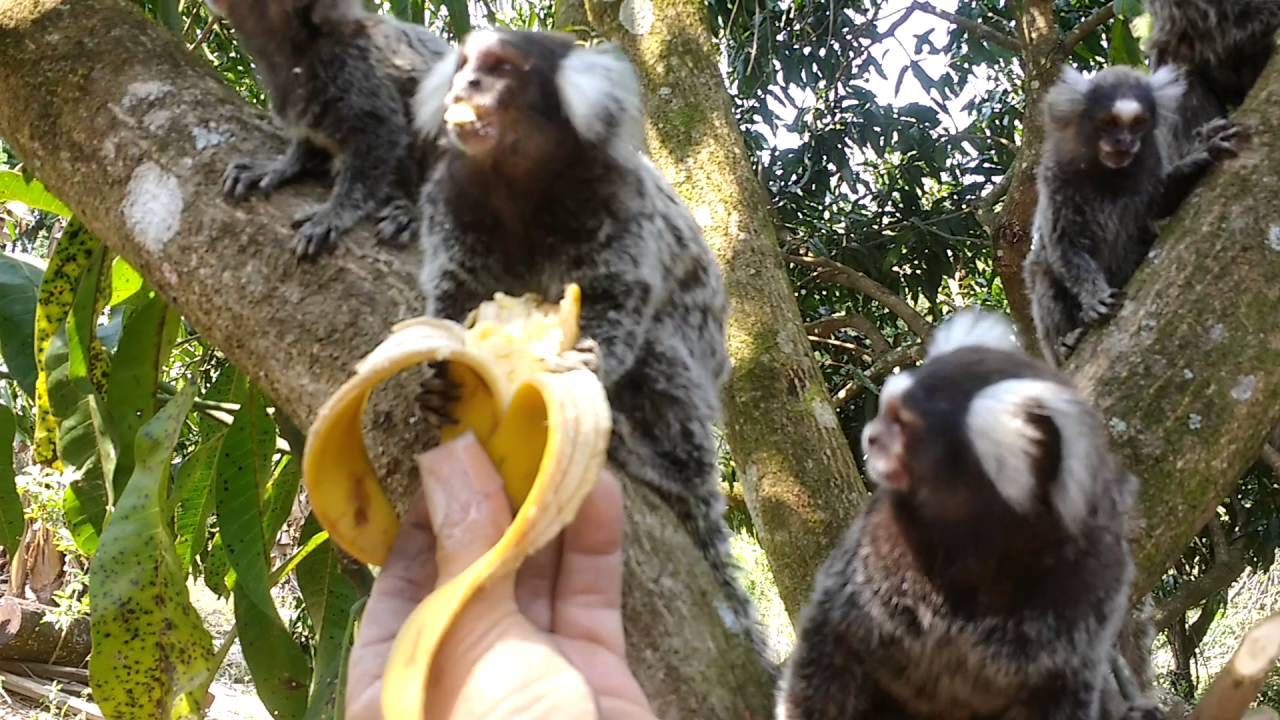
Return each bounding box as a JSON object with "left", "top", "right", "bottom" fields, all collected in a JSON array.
[
  {"left": 216, "top": 379, "right": 310, "bottom": 718},
  {"left": 261, "top": 454, "right": 300, "bottom": 550},
  {"left": 89, "top": 383, "right": 215, "bottom": 720},
  {"left": 107, "top": 291, "right": 178, "bottom": 495},
  {"left": 296, "top": 516, "right": 361, "bottom": 720},
  {"left": 65, "top": 242, "right": 110, "bottom": 396},
  {"left": 0, "top": 404, "right": 22, "bottom": 553},
  {"left": 109, "top": 257, "right": 146, "bottom": 306},
  {"left": 1114, "top": 0, "right": 1144, "bottom": 19},
  {"left": 0, "top": 170, "right": 71, "bottom": 216},
  {"left": 46, "top": 329, "right": 116, "bottom": 555},
  {"left": 172, "top": 435, "right": 224, "bottom": 574},
  {"left": 32, "top": 219, "right": 99, "bottom": 465},
  {"left": 1109, "top": 20, "right": 1144, "bottom": 67},
  {"left": 0, "top": 252, "right": 44, "bottom": 399}
]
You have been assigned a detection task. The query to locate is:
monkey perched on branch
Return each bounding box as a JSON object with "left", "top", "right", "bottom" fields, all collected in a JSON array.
[
  {"left": 207, "top": 0, "right": 450, "bottom": 257},
  {"left": 410, "top": 30, "right": 768, "bottom": 661},
  {"left": 1024, "top": 66, "right": 1243, "bottom": 366},
  {"left": 778, "top": 310, "right": 1160, "bottom": 720},
  {"left": 1145, "top": 0, "right": 1280, "bottom": 161}
]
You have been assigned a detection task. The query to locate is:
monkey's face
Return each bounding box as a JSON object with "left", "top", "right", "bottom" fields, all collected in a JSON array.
[
  {"left": 1084, "top": 92, "right": 1155, "bottom": 169},
  {"left": 440, "top": 31, "right": 577, "bottom": 164}
]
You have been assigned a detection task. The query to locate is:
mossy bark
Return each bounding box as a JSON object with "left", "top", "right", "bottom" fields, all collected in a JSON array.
[
  {"left": 0, "top": 2, "right": 773, "bottom": 715},
  {"left": 574, "top": 0, "right": 868, "bottom": 626},
  {"left": 1068, "top": 59, "right": 1280, "bottom": 595}
]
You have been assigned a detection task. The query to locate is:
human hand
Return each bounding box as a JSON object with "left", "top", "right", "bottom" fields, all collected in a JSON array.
[{"left": 344, "top": 433, "right": 655, "bottom": 720}]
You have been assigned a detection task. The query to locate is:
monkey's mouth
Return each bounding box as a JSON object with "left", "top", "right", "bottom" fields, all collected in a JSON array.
[
  {"left": 1099, "top": 148, "right": 1136, "bottom": 169},
  {"left": 444, "top": 102, "right": 498, "bottom": 154}
]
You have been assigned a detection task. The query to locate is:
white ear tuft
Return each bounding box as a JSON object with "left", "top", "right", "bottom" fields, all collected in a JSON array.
[
  {"left": 555, "top": 43, "right": 646, "bottom": 154},
  {"left": 927, "top": 308, "right": 1019, "bottom": 360},
  {"left": 413, "top": 48, "right": 462, "bottom": 140},
  {"left": 966, "top": 378, "right": 1101, "bottom": 532},
  {"left": 1044, "top": 64, "right": 1091, "bottom": 127},
  {"left": 1149, "top": 64, "right": 1187, "bottom": 121}
]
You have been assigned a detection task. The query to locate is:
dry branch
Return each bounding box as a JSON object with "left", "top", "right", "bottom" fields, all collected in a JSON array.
[
  {"left": 907, "top": 1, "right": 1022, "bottom": 52},
  {"left": 805, "top": 313, "right": 891, "bottom": 353},
  {"left": 0, "top": 669, "right": 104, "bottom": 719},
  {"left": 1190, "top": 613, "right": 1280, "bottom": 720},
  {"left": 1059, "top": 5, "right": 1116, "bottom": 58},
  {"left": 788, "top": 255, "right": 934, "bottom": 340}
]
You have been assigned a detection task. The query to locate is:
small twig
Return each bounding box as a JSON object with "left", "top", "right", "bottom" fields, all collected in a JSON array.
[
  {"left": 1058, "top": 5, "right": 1117, "bottom": 60},
  {"left": 805, "top": 313, "right": 891, "bottom": 353},
  {"left": 907, "top": 1, "right": 1022, "bottom": 52},
  {"left": 1262, "top": 442, "right": 1280, "bottom": 477},
  {"left": 831, "top": 344, "right": 925, "bottom": 409}
]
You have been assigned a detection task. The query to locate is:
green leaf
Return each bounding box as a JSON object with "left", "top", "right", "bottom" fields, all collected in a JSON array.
[
  {"left": 0, "top": 170, "right": 71, "bottom": 216},
  {"left": 47, "top": 329, "right": 115, "bottom": 554},
  {"left": 33, "top": 220, "right": 99, "bottom": 464},
  {"left": 0, "top": 404, "right": 23, "bottom": 553},
  {"left": 1108, "top": 20, "right": 1144, "bottom": 67},
  {"left": 107, "top": 292, "right": 179, "bottom": 495},
  {"left": 216, "top": 379, "right": 310, "bottom": 718},
  {"left": 1114, "top": 0, "right": 1144, "bottom": 20},
  {"left": 0, "top": 252, "right": 44, "bottom": 399},
  {"left": 109, "top": 257, "right": 146, "bottom": 307},
  {"left": 172, "top": 435, "right": 224, "bottom": 574},
  {"left": 297, "top": 516, "right": 361, "bottom": 720},
  {"left": 262, "top": 454, "right": 301, "bottom": 550},
  {"left": 431, "top": 0, "right": 470, "bottom": 37},
  {"left": 89, "top": 383, "right": 215, "bottom": 720}
]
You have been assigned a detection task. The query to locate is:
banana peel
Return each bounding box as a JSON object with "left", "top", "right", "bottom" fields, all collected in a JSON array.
[{"left": 301, "top": 284, "right": 612, "bottom": 718}]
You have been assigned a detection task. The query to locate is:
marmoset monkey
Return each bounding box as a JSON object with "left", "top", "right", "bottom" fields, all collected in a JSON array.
[
  {"left": 1145, "top": 0, "right": 1280, "bottom": 160},
  {"left": 777, "top": 310, "right": 1158, "bottom": 720},
  {"left": 206, "top": 0, "right": 449, "bottom": 257},
  {"left": 1024, "top": 65, "right": 1243, "bottom": 366},
  {"left": 411, "top": 30, "right": 767, "bottom": 658}
]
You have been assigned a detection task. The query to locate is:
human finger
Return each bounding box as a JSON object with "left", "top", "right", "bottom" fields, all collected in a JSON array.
[{"left": 419, "top": 432, "right": 515, "bottom": 581}]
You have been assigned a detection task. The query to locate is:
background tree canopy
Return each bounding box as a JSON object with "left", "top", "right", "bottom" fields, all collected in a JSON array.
[{"left": 0, "top": 0, "right": 1277, "bottom": 717}]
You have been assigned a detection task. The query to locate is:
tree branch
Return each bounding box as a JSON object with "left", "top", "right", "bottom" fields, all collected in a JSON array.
[
  {"left": 787, "top": 255, "right": 934, "bottom": 340},
  {"left": 1058, "top": 5, "right": 1117, "bottom": 60},
  {"left": 805, "top": 313, "right": 891, "bottom": 353},
  {"left": 1151, "top": 531, "right": 1248, "bottom": 633},
  {"left": 907, "top": 1, "right": 1022, "bottom": 53},
  {"left": 831, "top": 343, "right": 925, "bottom": 409}
]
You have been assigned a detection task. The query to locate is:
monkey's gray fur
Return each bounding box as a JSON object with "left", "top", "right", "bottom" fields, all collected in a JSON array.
[
  {"left": 207, "top": 0, "right": 449, "bottom": 257},
  {"left": 411, "top": 30, "right": 769, "bottom": 664},
  {"left": 1024, "top": 65, "right": 1243, "bottom": 367},
  {"left": 777, "top": 310, "right": 1159, "bottom": 720},
  {"left": 1145, "top": 0, "right": 1280, "bottom": 160}
]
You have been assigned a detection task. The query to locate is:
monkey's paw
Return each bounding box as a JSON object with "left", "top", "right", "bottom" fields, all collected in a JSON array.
[
  {"left": 291, "top": 205, "right": 358, "bottom": 259},
  {"left": 415, "top": 362, "right": 460, "bottom": 429},
  {"left": 1079, "top": 287, "right": 1123, "bottom": 324},
  {"left": 1195, "top": 118, "right": 1248, "bottom": 162},
  {"left": 1057, "top": 328, "right": 1086, "bottom": 361},
  {"left": 223, "top": 158, "right": 292, "bottom": 200},
  {"left": 374, "top": 199, "right": 419, "bottom": 247},
  {"left": 545, "top": 337, "right": 601, "bottom": 375}
]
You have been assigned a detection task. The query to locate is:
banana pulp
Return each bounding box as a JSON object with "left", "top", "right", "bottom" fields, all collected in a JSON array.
[{"left": 301, "top": 284, "right": 612, "bottom": 718}]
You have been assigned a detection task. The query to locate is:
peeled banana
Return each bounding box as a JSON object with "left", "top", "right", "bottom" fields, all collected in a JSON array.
[{"left": 301, "top": 284, "right": 612, "bottom": 718}]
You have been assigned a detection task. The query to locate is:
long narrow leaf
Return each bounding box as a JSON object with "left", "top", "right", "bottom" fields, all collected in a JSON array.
[
  {"left": 172, "top": 435, "right": 224, "bottom": 574},
  {"left": 216, "top": 379, "right": 310, "bottom": 718},
  {"left": 107, "top": 291, "right": 178, "bottom": 495},
  {"left": 89, "top": 383, "right": 215, "bottom": 720},
  {"left": 297, "top": 516, "right": 361, "bottom": 720},
  {"left": 0, "top": 404, "right": 22, "bottom": 553},
  {"left": 32, "top": 219, "right": 99, "bottom": 465}
]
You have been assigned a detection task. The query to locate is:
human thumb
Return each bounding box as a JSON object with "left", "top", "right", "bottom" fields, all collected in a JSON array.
[{"left": 417, "top": 433, "right": 516, "bottom": 582}]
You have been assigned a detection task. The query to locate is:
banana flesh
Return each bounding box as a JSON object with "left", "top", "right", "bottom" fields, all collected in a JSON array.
[{"left": 300, "top": 284, "right": 612, "bottom": 718}]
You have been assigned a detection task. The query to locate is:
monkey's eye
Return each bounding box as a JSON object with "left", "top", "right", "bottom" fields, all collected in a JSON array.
[{"left": 1130, "top": 116, "right": 1151, "bottom": 132}]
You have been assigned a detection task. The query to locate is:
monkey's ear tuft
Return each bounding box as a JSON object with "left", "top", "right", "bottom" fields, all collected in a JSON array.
[
  {"left": 1044, "top": 65, "right": 1090, "bottom": 127},
  {"left": 414, "top": 48, "right": 463, "bottom": 140},
  {"left": 926, "top": 308, "right": 1019, "bottom": 360},
  {"left": 1149, "top": 64, "right": 1187, "bottom": 121},
  {"left": 966, "top": 378, "right": 1101, "bottom": 532},
  {"left": 555, "top": 43, "right": 646, "bottom": 154}
]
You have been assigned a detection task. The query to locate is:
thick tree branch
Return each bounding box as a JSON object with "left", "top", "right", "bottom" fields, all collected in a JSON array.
[
  {"left": 1058, "top": 5, "right": 1117, "bottom": 59},
  {"left": 1151, "top": 543, "right": 1248, "bottom": 633},
  {"left": 788, "top": 255, "right": 934, "bottom": 340},
  {"left": 0, "top": 1, "right": 772, "bottom": 713},
  {"left": 907, "top": 1, "right": 1021, "bottom": 53}
]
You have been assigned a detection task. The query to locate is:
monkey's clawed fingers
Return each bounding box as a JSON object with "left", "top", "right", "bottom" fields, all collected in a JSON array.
[
  {"left": 415, "top": 362, "right": 460, "bottom": 429},
  {"left": 1080, "top": 287, "right": 1124, "bottom": 324},
  {"left": 223, "top": 158, "right": 285, "bottom": 200},
  {"left": 1194, "top": 118, "right": 1249, "bottom": 160},
  {"left": 374, "top": 199, "right": 419, "bottom": 247},
  {"left": 545, "top": 337, "right": 601, "bottom": 375},
  {"left": 291, "top": 205, "right": 352, "bottom": 259}
]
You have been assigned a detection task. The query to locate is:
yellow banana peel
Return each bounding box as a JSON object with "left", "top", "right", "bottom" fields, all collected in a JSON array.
[{"left": 301, "top": 284, "right": 612, "bottom": 718}]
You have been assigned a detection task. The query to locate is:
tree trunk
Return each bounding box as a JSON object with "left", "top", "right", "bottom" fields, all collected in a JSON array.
[
  {"left": 1068, "top": 58, "right": 1280, "bottom": 596},
  {"left": 0, "top": 2, "right": 773, "bottom": 715},
  {"left": 575, "top": 0, "right": 867, "bottom": 624},
  {"left": 0, "top": 597, "right": 92, "bottom": 666}
]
